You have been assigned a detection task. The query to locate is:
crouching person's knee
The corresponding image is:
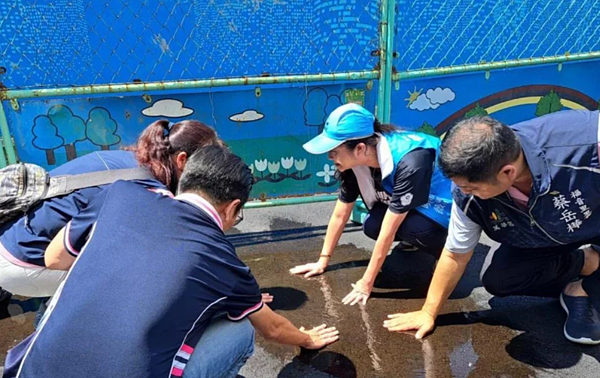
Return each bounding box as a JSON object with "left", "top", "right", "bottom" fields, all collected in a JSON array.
[
  {"left": 183, "top": 316, "right": 255, "bottom": 378},
  {"left": 363, "top": 216, "right": 381, "bottom": 241},
  {"left": 481, "top": 269, "right": 514, "bottom": 297}
]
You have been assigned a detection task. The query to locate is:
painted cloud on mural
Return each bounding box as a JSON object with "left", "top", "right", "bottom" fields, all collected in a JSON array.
[
  {"left": 142, "top": 99, "right": 194, "bottom": 117},
  {"left": 229, "top": 110, "right": 265, "bottom": 122},
  {"left": 408, "top": 87, "right": 456, "bottom": 111}
]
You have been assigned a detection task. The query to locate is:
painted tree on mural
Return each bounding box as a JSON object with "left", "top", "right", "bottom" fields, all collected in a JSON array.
[
  {"left": 48, "top": 105, "right": 86, "bottom": 161},
  {"left": 535, "top": 91, "right": 563, "bottom": 117},
  {"left": 86, "top": 107, "right": 121, "bottom": 150},
  {"left": 304, "top": 88, "right": 328, "bottom": 128},
  {"left": 416, "top": 121, "right": 438, "bottom": 137},
  {"left": 464, "top": 103, "right": 488, "bottom": 118},
  {"left": 32, "top": 116, "right": 64, "bottom": 165}
]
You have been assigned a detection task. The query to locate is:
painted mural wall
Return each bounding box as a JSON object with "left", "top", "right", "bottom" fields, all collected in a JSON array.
[
  {"left": 5, "top": 59, "right": 600, "bottom": 200},
  {"left": 390, "top": 60, "right": 600, "bottom": 136},
  {"left": 2, "top": 0, "right": 600, "bottom": 199},
  {"left": 4, "top": 82, "right": 376, "bottom": 199}
]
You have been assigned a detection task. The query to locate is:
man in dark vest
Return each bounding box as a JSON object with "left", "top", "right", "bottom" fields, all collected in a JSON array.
[{"left": 383, "top": 110, "right": 600, "bottom": 345}]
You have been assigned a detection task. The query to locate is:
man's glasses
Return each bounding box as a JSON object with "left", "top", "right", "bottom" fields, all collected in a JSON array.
[{"left": 234, "top": 208, "right": 244, "bottom": 226}]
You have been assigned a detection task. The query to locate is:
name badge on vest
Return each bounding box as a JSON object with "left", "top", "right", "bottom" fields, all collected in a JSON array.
[
  {"left": 551, "top": 190, "right": 592, "bottom": 233},
  {"left": 490, "top": 209, "right": 515, "bottom": 232}
]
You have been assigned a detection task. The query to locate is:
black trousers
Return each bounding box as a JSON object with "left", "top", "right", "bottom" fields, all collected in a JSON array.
[
  {"left": 362, "top": 202, "right": 447, "bottom": 258},
  {"left": 481, "top": 238, "right": 600, "bottom": 298}
]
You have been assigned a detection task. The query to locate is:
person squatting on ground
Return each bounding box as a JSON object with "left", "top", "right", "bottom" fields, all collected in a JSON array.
[
  {"left": 0, "top": 119, "right": 221, "bottom": 298},
  {"left": 385, "top": 110, "right": 600, "bottom": 345},
  {"left": 291, "top": 103, "right": 452, "bottom": 306},
  {"left": 4, "top": 146, "right": 338, "bottom": 378}
]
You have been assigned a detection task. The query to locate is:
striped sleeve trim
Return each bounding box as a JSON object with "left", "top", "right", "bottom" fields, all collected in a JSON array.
[
  {"left": 63, "top": 221, "right": 80, "bottom": 257},
  {"left": 227, "top": 301, "right": 264, "bottom": 321},
  {"left": 63, "top": 221, "right": 97, "bottom": 258},
  {"left": 171, "top": 366, "right": 184, "bottom": 377}
]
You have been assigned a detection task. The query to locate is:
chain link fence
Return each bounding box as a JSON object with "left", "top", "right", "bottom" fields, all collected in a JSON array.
[
  {"left": 0, "top": 0, "right": 381, "bottom": 90},
  {"left": 395, "top": 0, "right": 600, "bottom": 71},
  {"left": 3, "top": 0, "right": 600, "bottom": 90}
]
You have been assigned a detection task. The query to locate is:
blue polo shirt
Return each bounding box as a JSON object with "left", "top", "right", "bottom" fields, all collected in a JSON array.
[
  {"left": 16, "top": 181, "right": 263, "bottom": 378},
  {"left": 0, "top": 151, "right": 162, "bottom": 266}
]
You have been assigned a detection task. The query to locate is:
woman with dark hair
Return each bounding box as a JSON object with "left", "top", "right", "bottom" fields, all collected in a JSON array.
[
  {"left": 0, "top": 119, "right": 221, "bottom": 298},
  {"left": 290, "top": 103, "right": 452, "bottom": 306},
  {"left": 127, "top": 119, "right": 224, "bottom": 192}
]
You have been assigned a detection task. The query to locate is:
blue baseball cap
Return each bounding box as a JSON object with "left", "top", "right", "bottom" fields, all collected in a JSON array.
[{"left": 303, "top": 103, "right": 376, "bottom": 154}]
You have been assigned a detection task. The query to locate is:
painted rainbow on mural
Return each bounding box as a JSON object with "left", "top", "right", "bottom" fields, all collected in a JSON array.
[{"left": 435, "top": 85, "right": 599, "bottom": 135}]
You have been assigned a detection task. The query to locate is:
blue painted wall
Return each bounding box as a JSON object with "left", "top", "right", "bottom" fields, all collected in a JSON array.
[
  {"left": 2, "top": 0, "right": 600, "bottom": 199},
  {"left": 390, "top": 60, "right": 600, "bottom": 134},
  {"left": 395, "top": 0, "right": 600, "bottom": 70},
  {"left": 3, "top": 1, "right": 599, "bottom": 88},
  {"left": 0, "top": 0, "right": 380, "bottom": 88},
  {"left": 4, "top": 82, "right": 377, "bottom": 198}
]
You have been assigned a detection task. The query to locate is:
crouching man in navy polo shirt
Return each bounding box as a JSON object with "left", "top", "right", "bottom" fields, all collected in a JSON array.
[
  {"left": 384, "top": 110, "right": 600, "bottom": 345},
  {"left": 5, "top": 146, "right": 338, "bottom": 378}
]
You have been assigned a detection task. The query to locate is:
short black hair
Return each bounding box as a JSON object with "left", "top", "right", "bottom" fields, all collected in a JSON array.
[
  {"left": 178, "top": 145, "right": 253, "bottom": 209},
  {"left": 439, "top": 116, "right": 521, "bottom": 182}
]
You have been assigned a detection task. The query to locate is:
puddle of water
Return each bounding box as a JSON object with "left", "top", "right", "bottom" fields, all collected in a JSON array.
[{"left": 449, "top": 336, "right": 478, "bottom": 378}]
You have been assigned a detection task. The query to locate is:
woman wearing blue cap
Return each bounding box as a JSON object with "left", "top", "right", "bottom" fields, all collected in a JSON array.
[{"left": 290, "top": 103, "right": 452, "bottom": 306}]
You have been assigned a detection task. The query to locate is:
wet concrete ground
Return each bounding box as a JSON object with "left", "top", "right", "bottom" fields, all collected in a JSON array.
[
  {"left": 1, "top": 202, "right": 599, "bottom": 377},
  {"left": 232, "top": 203, "right": 600, "bottom": 378},
  {"left": 0, "top": 296, "right": 39, "bottom": 376}
]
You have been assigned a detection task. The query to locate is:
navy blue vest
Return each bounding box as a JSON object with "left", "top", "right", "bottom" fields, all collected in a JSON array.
[{"left": 454, "top": 110, "right": 600, "bottom": 248}]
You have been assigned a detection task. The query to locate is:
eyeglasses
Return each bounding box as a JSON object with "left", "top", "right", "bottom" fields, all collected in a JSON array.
[{"left": 234, "top": 208, "right": 244, "bottom": 226}]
